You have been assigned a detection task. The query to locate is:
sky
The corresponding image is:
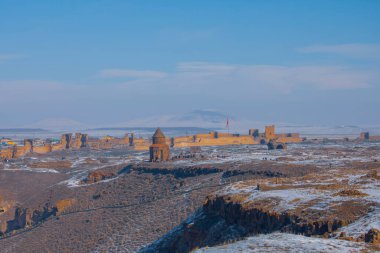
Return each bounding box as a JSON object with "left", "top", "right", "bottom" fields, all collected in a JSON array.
[{"left": 0, "top": 0, "right": 380, "bottom": 128}]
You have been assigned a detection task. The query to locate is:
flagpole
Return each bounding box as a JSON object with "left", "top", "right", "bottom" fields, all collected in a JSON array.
[{"left": 226, "top": 115, "right": 230, "bottom": 135}]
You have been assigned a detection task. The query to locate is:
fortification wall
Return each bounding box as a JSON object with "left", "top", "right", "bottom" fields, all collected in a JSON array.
[
  {"left": 173, "top": 135, "right": 257, "bottom": 148},
  {"left": 195, "top": 133, "right": 214, "bottom": 139},
  {"left": 130, "top": 138, "right": 151, "bottom": 151},
  {"left": 265, "top": 125, "right": 276, "bottom": 140},
  {"left": 217, "top": 133, "right": 235, "bottom": 138},
  {"left": 275, "top": 133, "right": 301, "bottom": 143},
  {"left": 52, "top": 144, "right": 64, "bottom": 151},
  {"left": 14, "top": 146, "right": 27, "bottom": 157},
  {"left": 33, "top": 144, "right": 52, "bottom": 154},
  {"left": 358, "top": 132, "right": 380, "bottom": 141},
  {"left": 275, "top": 136, "right": 302, "bottom": 143},
  {"left": 369, "top": 136, "right": 380, "bottom": 141},
  {"left": 174, "top": 136, "right": 193, "bottom": 142},
  {"left": 87, "top": 138, "right": 128, "bottom": 150},
  {"left": 0, "top": 127, "right": 303, "bottom": 158},
  {"left": 0, "top": 148, "right": 14, "bottom": 159}
]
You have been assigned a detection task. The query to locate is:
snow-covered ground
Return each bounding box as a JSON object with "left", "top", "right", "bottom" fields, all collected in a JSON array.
[
  {"left": 170, "top": 142, "right": 380, "bottom": 167},
  {"left": 194, "top": 233, "right": 368, "bottom": 253},
  {"left": 220, "top": 169, "right": 380, "bottom": 236}
]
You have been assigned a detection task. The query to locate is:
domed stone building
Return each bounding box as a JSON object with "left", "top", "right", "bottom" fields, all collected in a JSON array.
[{"left": 149, "top": 128, "right": 170, "bottom": 162}]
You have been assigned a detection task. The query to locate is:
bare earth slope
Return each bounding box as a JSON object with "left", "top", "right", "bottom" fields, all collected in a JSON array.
[{"left": 0, "top": 142, "right": 379, "bottom": 252}]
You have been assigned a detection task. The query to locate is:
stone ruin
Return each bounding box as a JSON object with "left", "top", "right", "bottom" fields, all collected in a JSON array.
[
  {"left": 267, "top": 140, "right": 287, "bottom": 150},
  {"left": 149, "top": 128, "right": 170, "bottom": 162}
]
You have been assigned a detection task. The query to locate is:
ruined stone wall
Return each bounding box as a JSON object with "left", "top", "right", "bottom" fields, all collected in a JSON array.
[
  {"left": 249, "top": 129, "right": 259, "bottom": 137},
  {"left": 87, "top": 138, "right": 129, "bottom": 150},
  {"left": 173, "top": 135, "right": 258, "bottom": 148},
  {"left": 370, "top": 136, "right": 380, "bottom": 141},
  {"left": 14, "top": 146, "right": 27, "bottom": 157},
  {"left": 265, "top": 125, "right": 276, "bottom": 140},
  {"left": 33, "top": 144, "right": 52, "bottom": 154},
  {"left": 132, "top": 138, "right": 151, "bottom": 151},
  {"left": 24, "top": 139, "right": 33, "bottom": 153},
  {"left": 217, "top": 133, "right": 235, "bottom": 138},
  {"left": 174, "top": 136, "right": 194, "bottom": 142},
  {"left": 358, "top": 132, "right": 380, "bottom": 141},
  {"left": 0, "top": 147, "right": 14, "bottom": 159},
  {"left": 275, "top": 136, "right": 302, "bottom": 143},
  {"left": 51, "top": 143, "right": 64, "bottom": 151},
  {"left": 195, "top": 133, "right": 214, "bottom": 139},
  {"left": 275, "top": 133, "right": 302, "bottom": 143},
  {"left": 61, "top": 134, "right": 72, "bottom": 149},
  {"left": 360, "top": 132, "right": 370, "bottom": 140},
  {"left": 123, "top": 134, "right": 129, "bottom": 144},
  {"left": 73, "top": 133, "right": 89, "bottom": 149}
]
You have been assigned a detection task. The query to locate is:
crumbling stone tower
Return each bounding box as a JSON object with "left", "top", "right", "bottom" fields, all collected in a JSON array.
[
  {"left": 74, "top": 133, "right": 88, "bottom": 149},
  {"left": 149, "top": 128, "right": 170, "bottom": 162},
  {"left": 61, "top": 134, "right": 72, "bottom": 149},
  {"left": 265, "top": 125, "right": 276, "bottom": 140},
  {"left": 249, "top": 129, "right": 259, "bottom": 137},
  {"left": 360, "top": 132, "right": 370, "bottom": 140},
  {"left": 23, "top": 139, "right": 33, "bottom": 153}
]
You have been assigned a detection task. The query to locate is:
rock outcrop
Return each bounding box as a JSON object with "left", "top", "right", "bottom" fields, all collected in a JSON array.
[
  {"left": 365, "top": 228, "right": 380, "bottom": 244},
  {"left": 4, "top": 205, "right": 57, "bottom": 234},
  {"left": 83, "top": 171, "right": 116, "bottom": 184}
]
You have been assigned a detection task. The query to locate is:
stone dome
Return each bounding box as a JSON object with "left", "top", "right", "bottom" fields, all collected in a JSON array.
[{"left": 152, "top": 128, "right": 166, "bottom": 144}]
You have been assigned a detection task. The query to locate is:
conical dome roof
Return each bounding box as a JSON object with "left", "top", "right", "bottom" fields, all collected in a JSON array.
[
  {"left": 153, "top": 128, "right": 165, "bottom": 138},
  {"left": 152, "top": 128, "right": 166, "bottom": 144}
]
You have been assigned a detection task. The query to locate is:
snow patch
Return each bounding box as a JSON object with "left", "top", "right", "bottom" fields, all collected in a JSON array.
[{"left": 194, "top": 233, "right": 367, "bottom": 253}]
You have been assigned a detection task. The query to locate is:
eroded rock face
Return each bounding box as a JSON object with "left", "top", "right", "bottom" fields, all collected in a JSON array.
[
  {"left": 55, "top": 199, "right": 76, "bottom": 214},
  {"left": 365, "top": 228, "right": 380, "bottom": 244},
  {"left": 84, "top": 171, "right": 116, "bottom": 184},
  {"left": 142, "top": 168, "right": 379, "bottom": 253},
  {"left": 136, "top": 167, "right": 222, "bottom": 179},
  {"left": 5, "top": 205, "right": 57, "bottom": 234},
  {"left": 7, "top": 208, "right": 32, "bottom": 232},
  {"left": 142, "top": 196, "right": 372, "bottom": 253}
]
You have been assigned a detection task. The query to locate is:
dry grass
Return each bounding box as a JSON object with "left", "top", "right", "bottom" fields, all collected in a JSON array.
[{"left": 29, "top": 161, "right": 73, "bottom": 169}]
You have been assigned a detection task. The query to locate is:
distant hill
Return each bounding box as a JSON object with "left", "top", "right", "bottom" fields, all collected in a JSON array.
[
  {"left": 172, "top": 110, "right": 228, "bottom": 124},
  {"left": 115, "top": 110, "right": 230, "bottom": 129},
  {"left": 86, "top": 127, "right": 215, "bottom": 138}
]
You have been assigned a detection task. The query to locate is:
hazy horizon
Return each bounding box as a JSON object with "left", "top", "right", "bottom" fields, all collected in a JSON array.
[{"left": 1, "top": 0, "right": 380, "bottom": 128}]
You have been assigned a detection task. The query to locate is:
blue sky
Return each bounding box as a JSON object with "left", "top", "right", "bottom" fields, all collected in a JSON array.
[{"left": 0, "top": 0, "right": 380, "bottom": 128}]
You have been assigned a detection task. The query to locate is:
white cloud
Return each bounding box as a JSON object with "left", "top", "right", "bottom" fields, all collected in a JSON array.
[
  {"left": 172, "top": 63, "right": 377, "bottom": 92},
  {"left": 102, "top": 62, "right": 374, "bottom": 91},
  {"left": 177, "top": 62, "right": 238, "bottom": 73},
  {"left": 99, "top": 69, "right": 168, "bottom": 79},
  {"left": 299, "top": 44, "right": 380, "bottom": 59}
]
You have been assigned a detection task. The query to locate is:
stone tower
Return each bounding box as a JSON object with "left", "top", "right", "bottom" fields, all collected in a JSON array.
[
  {"left": 360, "top": 132, "right": 370, "bottom": 140},
  {"left": 265, "top": 125, "right": 276, "bottom": 140},
  {"left": 61, "top": 133, "right": 72, "bottom": 149},
  {"left": 249, "top": 129, "right": 259, "bottom": 137},
  {"left": 74, "top": 133, "right": 88, "bottom": 149},
  {"left": 24, "top": 139, "right": 33, "bottom": 153},
  {"left": 149, "top": 128, "right": 170, "bottom": 162}
]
